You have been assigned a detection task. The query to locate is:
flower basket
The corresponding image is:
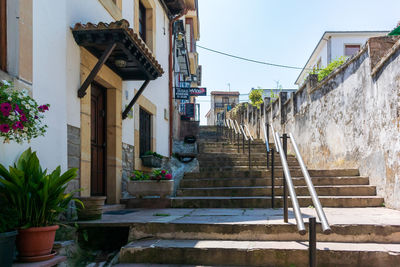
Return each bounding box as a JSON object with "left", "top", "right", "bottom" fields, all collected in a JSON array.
[
  {"left": 127, "top": 180, "right": 173, "bottom": 198},
  {"left": 141, "top": 155, "right": 162, "bottom": 168}
]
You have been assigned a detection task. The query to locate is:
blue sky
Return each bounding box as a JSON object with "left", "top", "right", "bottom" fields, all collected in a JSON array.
[{"left": 196, "top": 0, "right": 400, "bottom": 124}]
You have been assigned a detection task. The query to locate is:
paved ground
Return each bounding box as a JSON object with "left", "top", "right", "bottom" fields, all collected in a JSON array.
[{"left": 78, "top": 207, "right": 400, "bottom": 226}]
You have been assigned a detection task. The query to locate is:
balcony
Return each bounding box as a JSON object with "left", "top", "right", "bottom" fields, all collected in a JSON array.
[{"left": 214, "top": 102, "right": 236, "bottom": 109}]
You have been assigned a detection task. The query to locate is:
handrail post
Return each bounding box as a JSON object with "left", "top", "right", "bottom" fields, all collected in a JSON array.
[
  {"left": 309, "top": 217, "right": 317, "bottom": 267},
  {"left": 248, "top": 137, "right": 251, "bottom": 170},
  {"left": 242, "top": 127, "right": 245, "bottom": 153},
  {"left": 271, "top": 148, "right": 275, "bottom": 208},
  {"left": 282, "top": 133, "right": 289, "bottom": 223},
  {"left": 266, "top": 123, "right": 270, "bottom": 168}
]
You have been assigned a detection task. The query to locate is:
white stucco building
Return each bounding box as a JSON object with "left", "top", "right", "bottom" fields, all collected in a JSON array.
[
  {"left": 0, "top": 0, "right": 199, "bottom": 204},
  {"left": 295, "top": 31, "right": 388, "bottom": 86}
]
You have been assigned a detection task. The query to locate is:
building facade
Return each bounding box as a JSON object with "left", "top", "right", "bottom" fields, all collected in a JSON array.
[
  {"left": 206, "top": 91, "right": 239, "bottom": 126},
  {"left": 0, "top": 0, "right": 199, "bottom": 204},
  {"left": 295, "top": 31, "right": 388, "bottom": 86}
]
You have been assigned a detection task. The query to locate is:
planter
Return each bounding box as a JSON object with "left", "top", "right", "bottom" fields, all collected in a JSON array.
[
  {"left": 0, "top": 230, "right": 18, "bottom": 267},
  {"left": 77, "top": 196, "right": 106, "bottom": 221},
  {"left": 128, "top": 180, "right": 173, "bottom": 198},
  {"left": 16, "top": 225, "right": 59, "bottom": 261},
  {"left": 141, "top": 155, "right": 162, "bottom": 168}
]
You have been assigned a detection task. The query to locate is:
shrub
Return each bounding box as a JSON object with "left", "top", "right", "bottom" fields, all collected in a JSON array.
[
  {"left": 129, "top": 170, "right": 150, "bottom": 181},
  {"left": 317, "top": 56, "right": 347, "bottom": 81},
  {"left": 143, "top": 150, "right": 163, "bottom": 159},
  {"left": 249, "top": 89, "right": 264, "bottom": 109},
  {"left": 0, "top": 81, "right": 49, "bottom": 143}
]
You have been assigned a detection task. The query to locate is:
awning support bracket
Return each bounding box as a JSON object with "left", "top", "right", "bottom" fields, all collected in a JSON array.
[
  {"left": 78, "top": 42, "right": 117, "bottom": 98},
  {"left": 122, "top": 79, "right": 150, "bottom": 120}
]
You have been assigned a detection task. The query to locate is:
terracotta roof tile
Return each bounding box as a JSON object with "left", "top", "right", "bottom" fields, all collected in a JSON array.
[
  {"left": 211, "top": 91, "right": 240, "bottom": 96},
  {"left": 73, "top": 19, "right": 164, "bottom": 75}
]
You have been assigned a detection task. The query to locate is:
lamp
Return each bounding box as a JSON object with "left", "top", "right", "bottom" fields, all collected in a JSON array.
[{"left": 114, "top": 58, "right": 127, "bottom": 68}]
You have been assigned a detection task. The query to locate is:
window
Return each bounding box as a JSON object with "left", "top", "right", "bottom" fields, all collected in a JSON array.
[
  {"left": 345, "top": 44, "right": 361, "bottom": 57},
  {"left": 139, "top": 108, "right": 152, "bottom": 156},
  {"left": 0, "top": 0, "right": 7, "bottom": 72},
  {"left": 139, "top": 1, "right": 146, "bottom": 42},
  {"left": 222, "top": 97, "right": 229, "bottom": 104}
]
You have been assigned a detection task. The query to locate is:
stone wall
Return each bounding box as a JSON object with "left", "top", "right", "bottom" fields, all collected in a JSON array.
[
  {"left": 121, "top": 143, "right": 135, "bottom": 199},
  {"left": 67, "top": 125, "right": 80, "bottom": 195},
  {"left": 229, "top": 36, "right": 400, "bottom": 209}
]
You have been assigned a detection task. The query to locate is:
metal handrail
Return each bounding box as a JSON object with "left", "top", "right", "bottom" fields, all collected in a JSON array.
[
  {"left": 234, "top": 120, "right": 242, "bottom": 136},
  {"left": 274, "top": 131, "right": 306, "bottom": 235},
  {"left": 270, "top": 124, "right": 279, "bottom": 153},
  {"left": 289, "top": 133, "right": 331, "bottom": 234},
  {"left": 239, "top": 124, "right": 248, "bottom": 141},
  {"left": 230, "top": 119, "right": 238, "bottom": 134},
  {"left": 262, "top": 121, "right": 270, "bottom": 152},
  {"left": 244, "top": 124, "right": 254, "bottom": 141}
]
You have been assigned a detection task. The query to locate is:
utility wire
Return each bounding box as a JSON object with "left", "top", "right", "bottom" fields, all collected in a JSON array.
[{"left": 197, "top": 45, "right": 308, "bottom": 70}]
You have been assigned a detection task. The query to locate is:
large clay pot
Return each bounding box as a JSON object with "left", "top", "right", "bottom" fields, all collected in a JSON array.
[
  {"left": 16, "top": 225, "right": 59, "bottom": 260},
  {"left": 0, "top": 230, "right": 18, "bottom": 266},
  {"left": 77, "top": 196, "right": 106, "bottom": 220}
]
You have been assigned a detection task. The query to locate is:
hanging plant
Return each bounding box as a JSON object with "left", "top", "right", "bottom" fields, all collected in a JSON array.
[{"left": 0, "top": 80, "right": 49, "bottom": 143}]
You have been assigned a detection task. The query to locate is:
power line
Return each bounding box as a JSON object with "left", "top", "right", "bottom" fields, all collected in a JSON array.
[{"left": 197, "top": 45, "right": 307, "bottom": 70}]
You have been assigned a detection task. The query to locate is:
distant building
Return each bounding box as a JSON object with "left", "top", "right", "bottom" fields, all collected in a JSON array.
[
  {"left": 206, "top": 91, "right": 240, "bottom": 125},
  {"left": 250, "top": 88, "right": 297, "bottom": 101},
  {"left": 295, "top": 31, "right": 388, "bottom": 86}
]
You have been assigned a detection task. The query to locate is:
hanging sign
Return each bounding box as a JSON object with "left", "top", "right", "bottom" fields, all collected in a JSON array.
[
  {"left": 175, "top": 87, "right": 190, "bottom": 99},
  {"left": 189, "top": 87, "right": 207, "bottom": 96},
  {"left": 185, "top": 103, "right": 195, "bottom": 118},
  {"left": 179, "top": 81, "right": 191, "bottom": 88}
]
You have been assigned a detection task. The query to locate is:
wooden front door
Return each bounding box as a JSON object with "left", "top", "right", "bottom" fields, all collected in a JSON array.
[{"left": 91, "top": 83, "right": 106, "bottom": 196}]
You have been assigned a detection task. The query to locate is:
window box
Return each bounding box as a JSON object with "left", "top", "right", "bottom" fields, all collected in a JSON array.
[
  {"left": 141, "top": 155, "right": 162, "bottom": 168},
  {"left": 127, "top": 180, "right": 173, "bottom": 198}
]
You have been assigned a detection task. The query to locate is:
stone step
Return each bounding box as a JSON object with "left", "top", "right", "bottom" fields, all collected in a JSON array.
[
  {"left": 199, "top": 166, "right": 302, "bottom": 172},
  {"left": 128, "top": 221, "right": 400, "bottom": 243},
  {"left": 184, "top": 169, "right": 360, "bottom": 179},
  {"left": 119, "top": 239, "right": 400, "bottom": 266},
  {"left": 180, "top": 177, "right": 370, "bottom": 188},
  {"left": 176, "top": 185, "right": 377, "bottom": 197},
  {"left": 171, "top": 196, "right": 384, "bottom": 208}
]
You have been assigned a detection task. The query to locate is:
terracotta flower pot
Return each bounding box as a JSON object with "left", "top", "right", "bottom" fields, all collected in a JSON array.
[
  {"left": 77, "top": 196, "right": 106, "bottom": 220},
  {"left": 16, "top": 225, "right": 59, "bottom": 260}
]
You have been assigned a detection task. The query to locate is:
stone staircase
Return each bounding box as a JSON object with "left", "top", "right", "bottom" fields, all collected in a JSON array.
[{"left": 117, "top": 126, "right": 399, "bottom": 266}]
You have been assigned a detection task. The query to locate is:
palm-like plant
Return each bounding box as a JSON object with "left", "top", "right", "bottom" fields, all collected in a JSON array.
[{"left": 0, "top": 148, "right": 80, "bottom": 228}]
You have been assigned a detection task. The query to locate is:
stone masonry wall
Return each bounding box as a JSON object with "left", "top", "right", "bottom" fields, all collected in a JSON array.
[
  {"left": 121, "top": 143, "right": 135, "bottom": 199},
  {"left": 229, "top": 36, "right": 400, "bottom": 209},
  {"left": 67, "top": 125, "right": 80, "bottom": 195}
]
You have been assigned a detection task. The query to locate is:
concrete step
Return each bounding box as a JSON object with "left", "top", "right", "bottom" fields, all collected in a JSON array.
[
  {"left": 119, "top": 239, "right": 400, "bottom": 266},
  {"left": 184, "top": 169, "right": 360, "bottom": 179},
  {"left": 176, "top": 185, "right": 377, "bottom": 197},
  {"left": 128, "top": 221, "right": 400, "bottom": 243},
  {"left": 180, "top": 177, "right": 370, "bottom": 188},
  {"left": 171, "top": 196, "right": 384, "bottom": 208},
  {"left": 199, "top": 166, "right": 302, "bottom": 172}
]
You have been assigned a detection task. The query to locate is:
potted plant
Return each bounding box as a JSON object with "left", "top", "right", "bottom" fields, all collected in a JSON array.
[
  {"left": 141, "top": 151, "right": 163, "bottom": 168},
  {"left": 0, "top": 199, "right": 19, "bottom": 267},
  {"left": 76, "top": 196, "right": 107, "bottom": 221},
  {"left": 0, "top": 148, "right": 80, "bottom": 262},
  {"left": 0, "top": 80, "right": 49, "bottom": 144},
  {"left": 127, "top": 169, "right": 173, "bottom": 198}
]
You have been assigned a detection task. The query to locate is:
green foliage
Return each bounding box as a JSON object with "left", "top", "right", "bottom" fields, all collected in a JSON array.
[
  {"left": 0, "top": 148, "right": 79, "bottom": 228},
  {"left": 144, "top": 150, "right": 163, "bottom": 159},
  {"left": 317, "top": 56, "right": 347, "bottom": 81},
  {"left": 129, "top": 170, "right": 150, "bottom": 181},
  {"left": 153, "top": 213, "right": 170, "bottom": 217},
  {"left": 249, "top": 88, "right": 264, "bottom": 109},
  {"left": 0, "top": 198, "right": 18, "bottom": 232},
  {"left": 151, "top": 169, "right": 172, "bottom": 180}
]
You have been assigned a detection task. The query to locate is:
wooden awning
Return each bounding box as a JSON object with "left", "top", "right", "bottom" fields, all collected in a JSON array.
[{"left": 72, "top": 20, "right": 164, "bottom": 82}]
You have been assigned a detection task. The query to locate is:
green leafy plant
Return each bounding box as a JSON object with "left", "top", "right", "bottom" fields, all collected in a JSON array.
[
  {"left": 0, "top": 198, "right": 18, "bottom": 233},
  {"left": 0, "top": 148, "right": 80, "bottom": 228},
  {"left": 0, "top": 80, "right": 50, "bottom": 143},
  {"left": 317, "top": 56, "right": 347, "bottom": 81},
  {"left": 151, "top": 169, "right": 172, "bottom": 180},
  {"left": 143, "top": 150, "right": 163, "bottom": 159},
  {"left": 249, "top": 88, "right": 264, "bottom": 109},
  {"left": 129, "top": 170, "right": 150, "bottom": 181}
]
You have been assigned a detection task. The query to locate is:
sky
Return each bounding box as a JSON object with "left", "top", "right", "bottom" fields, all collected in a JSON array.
[{"left": 196, "top": 0, "right": 400, "bottom": 125}]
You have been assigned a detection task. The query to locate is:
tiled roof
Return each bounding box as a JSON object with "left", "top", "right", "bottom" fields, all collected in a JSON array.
[
  {"left": 73, "top": 19, "right": 164, "bottom": 76},
  {"left": 211, "top": 91, "right": 240, "bottom": 96}
]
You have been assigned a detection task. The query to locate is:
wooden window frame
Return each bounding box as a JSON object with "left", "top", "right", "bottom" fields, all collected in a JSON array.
[
  {"left": 344, "top": 44, "right": 361, "bottom": 57},
  {"left": 0, "top": 0, "right": 7, "bottom": 72},
  {"left": 139, "top": 1, "right": 146, "bottom": 42}
]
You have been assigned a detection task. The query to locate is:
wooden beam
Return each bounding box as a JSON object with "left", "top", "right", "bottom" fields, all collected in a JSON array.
[
  {"left": 122, "top": 79, "right": 150, "bottom": 120},
  {"left": 78, "top": 42, "right": 117, "bottom": 98}
]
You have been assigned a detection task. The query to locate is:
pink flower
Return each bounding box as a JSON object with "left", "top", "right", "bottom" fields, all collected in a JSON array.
[
  {"left": 1, "top": 110, "right": 9, "bottom": 117},
  {"left": 161, "top": 170, "right": 166, "bottom": 175},
  {"left": 38, "top": 105, "right": 49, "bottom": 112},
  {"left": 12, "top": 121, "right": 23, "bottom": 130},
  {"left": 14, "top": 104, "right": 23, "bottom": 114},
  {"left": 165, "top": 173, "right": 172, "bottom": 180},
  {"left": 20, "top": 114, "right": 27, "bottom": 122},
  {"left": 0, "top": 124, "right": 10, "bottom": 133},
  {"left": 0, "top": 103, "right": 12, "bottom": 113}
]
